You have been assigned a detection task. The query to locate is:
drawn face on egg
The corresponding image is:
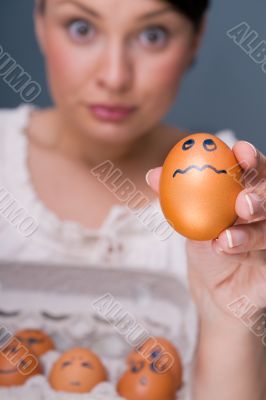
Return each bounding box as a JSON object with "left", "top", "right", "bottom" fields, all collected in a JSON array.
[
  {"left": 127, "top": 337, "right": 183, "bottom": 390},
  {"left": 159, "top": 133, "right": 243, "bottom": 240},
  {"left": 117, "top": 359, "right": 176, "bottom": 400},
  {"left": 173, "top": 135, "right": 229, "bottom": 177},
  {"left": 0, "top": 341, "right": 43, "bottom": 387},
  {"left": 15, "top": 329, "right": 55, "bottom": 357},
  {"left": 49, "top": 348, "right": 108, "bottom": 393}
]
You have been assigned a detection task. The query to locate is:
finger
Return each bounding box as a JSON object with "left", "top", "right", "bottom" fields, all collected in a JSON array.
[
  {"left": 213, "top": 220, "right": 266, "bottom": 254},
  {"left": 145, "top": 167, "right": 162, "bottom": 193},
  {"left": 235, "top": 188, "right": 266, "bottom": 222},
  {"left": 232, "top": 141, "right": 266, "bottom": 185}
]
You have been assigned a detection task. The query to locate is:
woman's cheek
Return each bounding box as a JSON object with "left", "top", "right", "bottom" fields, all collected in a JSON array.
[
  {"left": 158, "top": 43, "right": 193, "bottom": 90},
  {"left": 44, "top": 30, "right": 89, "bottom": 97},
  {"left": 139, "top": 48, "right": 189, "bottom": 111}
]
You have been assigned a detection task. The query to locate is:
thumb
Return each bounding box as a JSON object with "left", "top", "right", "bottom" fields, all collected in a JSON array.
[{"left": 145, "top": 167, "right": 162, "bottom": 193}]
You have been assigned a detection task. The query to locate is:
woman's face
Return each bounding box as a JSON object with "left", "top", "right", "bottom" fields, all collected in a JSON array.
[{"left": 36, "top": 0, "right": 204, "bottom": 144}]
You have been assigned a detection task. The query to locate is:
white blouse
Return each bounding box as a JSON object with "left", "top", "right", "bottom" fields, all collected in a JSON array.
[{"left": 0, "top": 104, "right": 238, "bottom": 400}]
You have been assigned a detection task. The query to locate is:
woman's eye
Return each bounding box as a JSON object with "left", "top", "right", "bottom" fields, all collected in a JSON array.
[
  {"left": 68, "top": 19, "right": 94, "bottom": 42},
  {"left": 139, "top": 26, "right": 169, "bottom": 47}
]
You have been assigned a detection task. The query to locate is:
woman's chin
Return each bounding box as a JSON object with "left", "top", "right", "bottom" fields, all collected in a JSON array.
[
  {"left": 75, "top": 110, "right": 146, "bottom": 144},
  {"left": 79, "top": 120, "right": 140, "bottom": 145}
]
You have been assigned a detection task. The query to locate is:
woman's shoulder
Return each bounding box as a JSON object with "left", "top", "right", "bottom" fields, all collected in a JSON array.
[
  {"left": 0, "top": 104, "right": 34, "bottom": 184},
  {"left": 0, "top": 104, "right": 34, "bottom": 142},
  {"left": 0, "top": 103, "right": 32, "bottom": 122}
]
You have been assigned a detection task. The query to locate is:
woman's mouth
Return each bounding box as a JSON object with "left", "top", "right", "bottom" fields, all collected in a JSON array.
[{"left": 89, "top": 104, "right": 137, "bottom": 122}]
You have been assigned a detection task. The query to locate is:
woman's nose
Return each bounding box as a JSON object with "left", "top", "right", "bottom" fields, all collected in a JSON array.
[{"left": 96, "top": 41, "right": 133, "bottom": 93}]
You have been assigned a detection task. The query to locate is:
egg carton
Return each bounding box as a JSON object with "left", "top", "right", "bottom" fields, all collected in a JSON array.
[
  {"left": 0, "top": 261, "right": 197, "bottom": 399},
  {"left": 0, "top": 349, "right": 189, "bottom": 399},
  {"left": 0, "top": 378, "right": 187, "bottom": 400},
  {"left": 0, "top": 378, "right": 124, "bottom": 400},
  {"left": 0, "top": 347, "right": 190, "bottom": 400}
]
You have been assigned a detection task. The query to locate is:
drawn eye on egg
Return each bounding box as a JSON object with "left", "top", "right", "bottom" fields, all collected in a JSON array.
[
  {"left": 81, "top": 361, "right": 93, "bottom": 369},
  {"left": 61, "top": 360, "right": 72, "bottom": 368},
  {"left": 130, "top": 360, "right": 145, "bottom": 373},
  {"left": 182, "top": 139, "right": 195, "bottom": 151},
  {"left": 203, "top": 138, "right": 217, "bottom": 152}
]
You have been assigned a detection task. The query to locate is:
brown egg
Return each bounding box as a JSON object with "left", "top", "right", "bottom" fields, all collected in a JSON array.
[
  {"left": 15, "top": 329, "right": 55, "bottom": 357},
  {"left": 117, "top": 359, "right": 176, "bottom": 400},
  {"left": 160, "top": 133, "right": 243, "bottom": 240},
  {"left": 49, "top": 347, "right": 108, "bottom": 393},
  {"left": 127, "top": 337, "right": 183, "bottom": 390},
  {"left": 0, "top": 338, "right": 43, "bottom": 387}
]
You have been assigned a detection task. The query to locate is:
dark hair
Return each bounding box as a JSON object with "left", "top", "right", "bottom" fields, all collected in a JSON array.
[
  {"left": 165, "top": 0, "right": 210, "bottom": 30},
  {"left": 37, "top": 0, "right": 210, "bottom": 30}
]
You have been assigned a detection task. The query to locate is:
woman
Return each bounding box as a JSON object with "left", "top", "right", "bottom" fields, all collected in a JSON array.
[{"left": 0, "top": 0, "right": 265, "bottom": 398}]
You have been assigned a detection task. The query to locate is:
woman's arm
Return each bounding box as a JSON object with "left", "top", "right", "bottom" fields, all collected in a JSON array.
[{"left": 192, "top": 311, "right": 266, "bottom": 400}]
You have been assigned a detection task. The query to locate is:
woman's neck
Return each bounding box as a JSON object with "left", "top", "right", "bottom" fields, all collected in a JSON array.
[{"left": 51, "top": 108, "right": 165, "bottom": 169}]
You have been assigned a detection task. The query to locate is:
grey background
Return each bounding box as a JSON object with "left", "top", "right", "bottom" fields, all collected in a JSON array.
[{"left": 0, "top": 0, "right": 265, "bottom": 152}]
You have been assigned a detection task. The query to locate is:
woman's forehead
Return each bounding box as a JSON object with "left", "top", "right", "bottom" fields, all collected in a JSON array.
[
  {"left": 41, "top": 0, "right": 183, "bottom": 30},
  {"left": 47, "top": 0, "right": 174, "bottom": 16}
]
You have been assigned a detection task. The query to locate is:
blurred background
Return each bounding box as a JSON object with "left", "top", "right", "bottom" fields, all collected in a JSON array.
[{"left": 0, "top": 0, "right": 265, "bottom": 152}]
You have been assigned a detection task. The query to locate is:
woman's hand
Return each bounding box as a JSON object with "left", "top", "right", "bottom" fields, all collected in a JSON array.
[
  {"left": 147, "top": 140, "right": 266, "bottom": 400},
  {"left": 146, "top": 140, "right": 266, "bottom": 321}
]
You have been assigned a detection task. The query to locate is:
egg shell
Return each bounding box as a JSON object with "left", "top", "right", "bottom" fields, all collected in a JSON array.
[
  {"left": 49, "top": 347, "right": 108, "bottom": 393},
  {"left": 15, "top": 329, "right": 55, "bottom": 357},
  {"left": 117, "top": 361, "right": 176, "bottom": 400},
  {"left": 127, "top": 336, "right": 183, "bottom": 390},
  {"left": 0, "top": 339, "right": 43, "bottom": 387},
  {"left": 159, "top": 133, "right": 243, "bottom": 240}
]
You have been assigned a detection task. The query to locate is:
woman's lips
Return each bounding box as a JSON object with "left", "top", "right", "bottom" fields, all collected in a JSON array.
[{"left": 89, "top": 104, "right": 137, "bottom": 122}]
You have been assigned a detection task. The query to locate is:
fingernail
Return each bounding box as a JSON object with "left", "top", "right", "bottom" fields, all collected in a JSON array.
[
  {"left": 243, "top": 141, "right": 258, "bottom": 159},
  {"left": 245, "top": 193, "right": 261, "bottom": 216},
  {"left": 226, "top": 229, "right": 248, "bottom": 248},
  {"left": 145, "top": 169, "right": 153, "bottom": 186}
]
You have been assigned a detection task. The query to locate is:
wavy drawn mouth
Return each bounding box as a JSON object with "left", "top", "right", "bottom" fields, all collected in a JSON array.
[
  {"left": 70, "top": 381, "right": 81, "bottom": 386},
  {"left": 173, "top": 164, "right": 227, "bottom": 177},
  {"left": 0, "top": 368, "right": 17, "bottom": 374}
]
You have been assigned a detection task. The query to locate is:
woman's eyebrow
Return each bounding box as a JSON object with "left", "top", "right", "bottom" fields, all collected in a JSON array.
[
  {"left": 55, "top": 0, "right": 174, "bottom": 21},
  {"left": 137, "top": 6, "right": 175, "bottom": 20},
  {"left": 56, "top": 0, "right": 101, "bottom": 18}
]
